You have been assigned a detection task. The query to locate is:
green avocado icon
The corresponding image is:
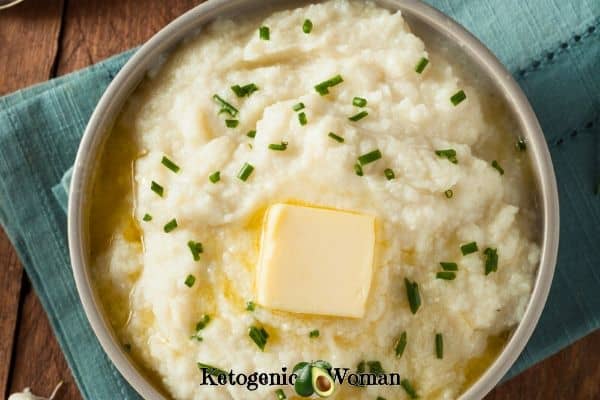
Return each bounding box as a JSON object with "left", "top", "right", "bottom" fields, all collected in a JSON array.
[{"left": 293, "top": 361, "right": 335, "bottom": 398}]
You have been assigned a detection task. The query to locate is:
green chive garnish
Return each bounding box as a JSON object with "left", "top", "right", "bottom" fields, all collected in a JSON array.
[
  {"left": 231, "top": 83, "right": 259, "bottom": 98},
  {"left": 309, "top": 329, "right": 320, "bottom": 338},
  {"left": 188, "top": 241, "right": 203, "bottom": 261},
  {"left": 209, "top": 171, "right": 220, "bottom": 183},
  {"left": 352, "top": 97, "right": 367, "bottom": 107},
  {"left": 367, "top": 361, "right": 385, "bottom": 375},
  {"left": 384, "top": 168, "right": 395, "bottom": 180},
  {"left": 400, "top": 379, "right": 418, "bottom": 399},
  {"left": 394, "top": 331, "right": 407, "bottom": 358},
  {"left": 195, "top": 314, "right": 210, "bottom": 331},
  {"left": 151, "top": 181, "right": 164, "bottom": 197},
  {"left": 298, "top": 112, "right": 307, "bottom": 125},
  {"left": 197, "top": 362, "right": 227, "bottom": 377},
  {"left": 246, "top": 301, "right": 256, "bottom": 311},
  {"left": 314, "top": 74, "right": 344, "bottom": 95},
  {"left": 328, "top": 132, "right": 344, "bottom": 143},
  {"left": 212, "top": 94, "right": 238, "bottom": 117},
  {"left": 237, "top": 163, "right": 255, "bottom": 181},
  {"left": 248, "top": 326, "right": 269, "bottom": 351},
  {"left": 357, "top": 360, "right": 366, "bottom": 374},
  {"left": 268, "top": 142, "right": 288, "bottom": 151},
  {"left": 161, "top": 156, "right": 180, "bottom": 173},
  {"left": 415, "top": 57, "right": 429, "bottom": 74},
  {"left": 435, "top": 333, "right": 444, "bottom": 359},
  {"left": 292, "top": 102, "right": 305, "bottom": 111},
  {"left": 163, "top": 218, "right": 178, "bottom": 233},
  {"left": 142, "top": 213, "right": 152, "bottom": 222},
  {"left": 376, "top": 397, "right": 387, "bottom": 400},
  {"left": 484, "top": 247, "right": 498, "bottom": 275},
  {"left": 444, "top": 189, "right": 454, "bottom": 198},
  {"left": 302, "top": 19, "right": 313, "bottom": 34},
  {"left": 450, "top": 90, "right": 467, "bottom": 106},
  {"left": 184, "top": 274, "right": 196, "bottom": 288},
  {"left": 491, "top": 160, "right": 505, "bottom": 175},
  {"left": 225, "top": 119, "right": 239, "bottom": 128},
  {"left": 247, "top": 130, "right": 257, "bottom": 138},
  {"left": 440, "top": 262, "right": 458, "bottom": 271},
  {"left": 349, "top": 111, "right": 368, "bottom": 122},
  {"left": 354, "top": 163, "right": 363, "bottom": 176},
  {"left": 259, "top": 26, "right": 270, "bottom": 40},
  {"left": 436, "top": 271, "right": 456, "bottom": 280},
  {"left": 404, "top": 278, "right": 421, "bottom": 314},
  {"left": 358, "top": 149, "right": 382, "bottom": 165},
  {"left": 460, "top": 241, "right": 478, "bottom": 255},
  {"left": 516, "top": 138, "right": 527, "bottom": 151},
  {"left": 276, "top": 388, "right": 287, "bottom": 400},
  {"left": 435, "top": 149, "right": 458, "bottom": 164}
]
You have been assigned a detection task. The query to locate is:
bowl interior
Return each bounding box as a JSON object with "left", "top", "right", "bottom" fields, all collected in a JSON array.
[{"left": 69, "top": 1, "right": 558, "bottom": 399}]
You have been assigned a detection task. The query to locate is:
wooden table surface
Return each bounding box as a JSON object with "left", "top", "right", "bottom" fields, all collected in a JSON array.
[{"left": 0, "top": 1, "right": 598, "bottom": 399}]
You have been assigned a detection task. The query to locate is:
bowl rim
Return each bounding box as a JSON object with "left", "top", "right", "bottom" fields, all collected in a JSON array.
[{"left": 68, "top": 0, "right": 560, "bottom": 399}]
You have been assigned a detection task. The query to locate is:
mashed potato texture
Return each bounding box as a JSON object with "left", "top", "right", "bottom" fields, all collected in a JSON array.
[{"left": 91, "top": 1, "right": 540, "bottom": 399}]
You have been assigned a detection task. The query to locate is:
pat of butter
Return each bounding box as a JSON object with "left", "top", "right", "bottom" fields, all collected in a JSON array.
[{"left": 256, "top": 203, "right": 375, "bottom": 318}]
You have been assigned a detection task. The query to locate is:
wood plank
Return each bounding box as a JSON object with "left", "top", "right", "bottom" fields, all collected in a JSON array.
[
  {"left": 0, "top": 0, "right": 64, "bottom": 95},
  {"left": 0, "top": 229, "right": 23, "bottom": 399}
]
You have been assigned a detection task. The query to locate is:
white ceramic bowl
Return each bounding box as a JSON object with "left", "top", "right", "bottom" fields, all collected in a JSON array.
[{"left": 68, "top": 1, "right": 560, "bottom": 399}]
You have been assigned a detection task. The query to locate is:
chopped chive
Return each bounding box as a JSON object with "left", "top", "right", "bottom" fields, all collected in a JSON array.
[
  {"left": 231, "top": 83, "right": 259, "bottom": 98},
  {"left": 435, "top": 333, "right": 444, "bottom": 359},
  {"left": 225, "top": 119, "right": 239, "bottom": 128},
  {"left": 460, "top": 241, "right": 478, "bottom": 255},
  {"left": 184, "top": 274, "right": 196, "bottom": 288},
  {"left": 328, "top": 132, "right": 344, "bottom": 143},
  {"left": 292, "top": 102, "right": 305, "bottom": 111},
  {"left": 376, "top": 397, "right": 387, "bottom": 400},
  {"left": 384, "top": 168, "right": 395, "bottom": 180},
  {"left": 415, "top": 57, "right": 429, "bottom": 74},
  {"left": 314, "top": 74, "right": 344, "bottom": 95},
  {"left": 161, "top": 156, "right": 180, "bottom": 173},
  {"left": 142, "top": 213, "right": 153, "bottom": 222},
  {"left": 450, "top": 90, "right": 467, "bottom": 106},
  {"left": 163, "top": 218, "right": 178, "bottom": 233},
  {"left": 358, "top": 149, "right": 382, "bottom": 165},
  {"left": 151, "top": 181, "right": 164, "bottom": 197},
  {"left": 212, "top": 94, "right": 238, "bottom": 117},
  {"left": 352, "top": 97, "right": 367, "bottom": 107},
  {"left": 440, "top": 262, "right": 458, "bottom": 271},
  {"left": 302, "top": 19, "right": 313, "bottom": 34},
  {"left": 435, "top": 149, "right": 458, "bottom": 164},
  {"left": 354, "top": 162, "right": 363, "bottom": 176},
  {"left": 491, "top": 160, "right": 505, "bottom": 175},
  {"left": 248, "top": 325, "right": 269, "bottom": 351},
  {"left": 356, "top": 360, "right": 366, "bottom": 374},
  {"left": 436, "top": 271, "right": 456, "bottom": 280},
  {"left": 394, "top": 331, "right": 407, "bottom": 358},
  {"left": 444, "top": 189, "right": 454, "bottom": 198},
  {"left": 516, "top": 138, "right": 527, "bottom": 151},
  {"left": 400, "top": 379, "right": 418, "bottom": 399},
  {"left": 309, "top": 329, "right": 320, "bottom": 338},
  {"left": 404, "top": 278, "right": 421, "bottom": 314},
  {"left": 367, "top": 361, "right": 385, "bottom": 375},
  {"left": 246, "top": 301, "right": 256, "bottom": 311},
  {"left": 484, "top": 247, "right": 498, "bottom": 275},
  {"left": 259, "top": 26, "right": 270, "bottom": 40},
  {"left": 268, "top": 141, "right": 288, "bottom": 151},
  {"left": 209, "top": 171, "right": 220, "bottom": 183},
  {"left": 195, "top": 314, "right": 211, "bottom": 331},
  {"left": 187, "top": 241, "right": 203, "bottom": 261},
  {"left": 298, "top": 112, "right": 307, "bottom": 125},
  {"left": 349, "top": 111, "right": 368, "bottom": 122},
  {"left": 275, "top": 388, "right": 287, "bottom": 400},
  {"left": 237, "top": 163, "right": 255, "bottom": 181},
  {"left": 247, "top": 130, "right": 256, "bottom": 138},
  {"left": 197, "top": 362, "right": 227, "bottom": 377}
]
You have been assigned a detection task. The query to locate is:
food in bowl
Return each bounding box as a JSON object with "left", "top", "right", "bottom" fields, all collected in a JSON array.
[{"left": 89, "top": 1, "right": 540, "bottom": 399}]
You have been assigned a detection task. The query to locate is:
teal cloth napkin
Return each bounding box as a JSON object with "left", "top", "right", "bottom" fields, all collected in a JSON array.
[{"left": 0, "top": 1, "right": 598, "bottom": 398}]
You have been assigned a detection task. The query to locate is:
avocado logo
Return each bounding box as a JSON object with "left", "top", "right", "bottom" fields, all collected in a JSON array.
[{"left": 293, "top": 361, "right": 335, "bottom": 398}]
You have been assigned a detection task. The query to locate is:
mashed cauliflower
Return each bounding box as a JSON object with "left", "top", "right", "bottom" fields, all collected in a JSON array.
[{"left": 90, "top": 1, "right": 540, "bottom": 399}]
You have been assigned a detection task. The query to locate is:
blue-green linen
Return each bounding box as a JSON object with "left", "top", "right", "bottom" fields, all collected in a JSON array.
[{"left": 0, "top": 1, "right": 598, "bottom": 398}]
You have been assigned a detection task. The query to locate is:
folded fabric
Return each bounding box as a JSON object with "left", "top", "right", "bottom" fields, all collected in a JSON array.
[{"left": 0, "top": 1, "right": 598, "bottom": 399}]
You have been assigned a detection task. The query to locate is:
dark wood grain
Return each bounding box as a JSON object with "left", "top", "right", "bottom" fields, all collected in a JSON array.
[{"left": 0, "top": 1, "right": 598, "bottom": 399}]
